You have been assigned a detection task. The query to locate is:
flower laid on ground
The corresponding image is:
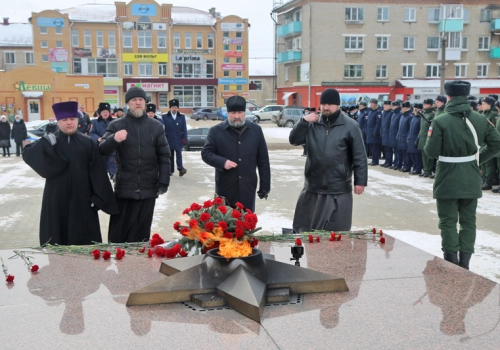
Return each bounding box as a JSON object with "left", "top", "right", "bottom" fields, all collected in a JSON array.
[
  {"left": 380, "top": 237, "right": 386, "bottom": 244},
  {"left": 102, "top": 250, "right": 111, "bottom": 260},
  {"left": 173, "top": 196, "right": 261, "bottom": 259},
  {"left": 92, "top": 249, "right": 100, "bottom": 259},
  {"left": 115, "top": 248, "right": 125, "bottom": 260},
  {"left": 10, "top": 250, "right": 39, "bottom": 273},
  {"left": 316, "top": 236, "right": 320, "bottom": 242},
  {"left": 1, "top": 258, "right": 14, "bottom": 284},
  {"left": 295, "top": 238, "right": 302, "bottom": 246},
  {"left": 372, "top": 228, "right": 377, "bottom": 234},
  {"left": 329, "top": 232, "right": 342, "bottom": 241},
  {"left": 30, "top": 265, "right": 39, "bottom": 272},
  {"left": 138, "top": 247, "right": 146, "bottom": 253},
  {"left": 308, "top": 235, "right": 314, "bottom": 243},
  {"left": 149, "top": 233, "right": 164, "bottom": 248}
]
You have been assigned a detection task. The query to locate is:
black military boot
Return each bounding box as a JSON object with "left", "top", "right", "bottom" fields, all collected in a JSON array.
[
  {"left": 492, "top": 186, "right": 500, "bottom": 193},
  {"left": 443, "top": 251, "right": 459, "bottom": 265},
  {"left": 459, "top": 252, "right": 472, "bottom": 270},
  {"left": 493, "top": 176, "right": 500, "bottom": 186},
  {"left": 481, "top": 177, "right": 492, "bottom": 190}
]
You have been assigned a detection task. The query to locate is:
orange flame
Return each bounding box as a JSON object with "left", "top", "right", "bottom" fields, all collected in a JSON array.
[{"left": 218, "top": 239, "right": 252, "bottom": 259}]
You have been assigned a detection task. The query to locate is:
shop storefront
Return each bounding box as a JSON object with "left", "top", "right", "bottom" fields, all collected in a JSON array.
[{"left": 123, "top": 79, "right": 169, "bottom": 112}]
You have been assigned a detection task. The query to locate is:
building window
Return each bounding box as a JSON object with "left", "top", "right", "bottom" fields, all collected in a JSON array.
[
  {"left": 174, "top": 32, "right": 180, "bottom": 48},
  {"left": 285, "top": 66, "right": 289, "bottom": 81},
  {"left": 345, "top": 7, "right": 364, "bottom": 22},
  {"left": 123, "top": 31, "right": 132, "bottom": 48},
  {"left": 223, "top": 44, "right": 229, "bottom": 51},
  {"left": 236, "top": 45, "right": 242, "bottom": 51},
  {"left": 224, "top": 71, "right": 230, "bottom": 77},
  {"left": 464, "top": 9, "right": 470, "bottom": 23},
  {"left": 376, "top": 36, "right": 389, "bottom": 50},
  {"left": 158, "top": 62, "right": 167, "bottom": 76},
  {"left": 173, "top": 60, "right": 211, "bottom": 78},
  {"left": 402, "top": 64, "right": 414, "bottom": 78},
  {"left": 172, "top": 86, "right": 211, "bottom": 107},
  {"left": 251, "top": 80, "right": 263, "bottom": 90},
  {"left": 139, "top": 63, "right": 153, "bottom": 76},
  {"left": 55, "top": 26, "right": 62, "bottom": 34},
  {"left": 138, "top": 31, "right": 152, "bottom": 48},
  {"left": 25, "top": 52, "right": 34, "bottom": 65},
  {"left": 124, "top": 62, "right": 133, "bottom": 76},
  {"left": 477, "top": 64, "right": 488, "bottom": 78},
  {"left": 426, "top": 64, "right": 440, "bottom": 78},
  {"left": 56, "top": 41, "right": 63, "bottom": 48},
  {"left": 96, "top": 31, "right": 103, "bottom": 47},
  {"left": 223, "top": 85, "right": 230, "bottom": 92},
  {"left": 498, "top": 66, "right": 500, "bottom": 78},
  {"left": 206, "top": 60, "right": 214, "bottom": 78},
  {"left": 377, "top": 8, "right": 389, "bottom": 22},
  {"left": 427, "top": 37, "right": 440, "bottom": 50},
  {"left": 108, "top": 31, "right": 115, "bottom": 47},
  {"left": 480, "top": 9, "right": 491, "bottom": 22},
  {"left": 196, "top": 32, "right": 202, "bottom": 49},
  {"left": 236, "top": 85, "right": 242, "bottom": 91},
  {"left": 428, "top": 8, "right": 440, "bottom": 23},
  {"left": 446, "top": 32, "right": 462, "bottom": 49},
  {"left": 40, "top": 26, "right": 47, "bottom": 34},
  {"left": 236, "top": 58, "right": 242, "bottom": 64},
  {"left": 158, "top": 32, "right": 166, "bottom": 48},
  {"left": 72, "top": 30, "right": 79, "bottom": 46},
  {"left": 296, "top": 66, "right": 301, "bottom": 80},
  {"left": 41, "top": 41, "right": 48, "bottom": 48},
  {"left": 376, "top": 65, "right": 388, "bottom": 79},
  {"left": 41, "top": 54, "right": 49, "bottom": 62},
  {"left": 223, "top": 32, "right": 229, "bottom": 37},
  {"left": 5, "top": 52, "right": 15, "bottom": 64},
  {"left": 443, "top": 4, "right": 463, "bottom": 19},
  {"left": 223, "top": 57, "right": 229, "bottom": 63},
  {"left": 344, "top": 64, "right": 363, "bottom": 78},
  {"left": 462, "top": 37, "right": 468, "bottom": 50},
  {"left": 478, "top": 37, "right": 490, "bottom": 51},
  {"left": 403, "top": 36, "right": 415, "bottom": 50},
  {"left": 455, "top": 64, "right": 467, "bottom": 78},
  {"left": 236, "top": 71, "right": 242, "bottom": 77},
  {"left": 207, "top": 33, "right": 214, "bottom": 49},
  {"left": 344, "top": 36, "right": 364, "bottom": 51},
  {"left": 185, "top": 33, "right": 191, "bottom": 49},
  {"left": 87, "top": 58, "right": 118, "bottom": 77},
  {"left": 404, "top": 8, "right": 416, "bottom": 22},
  {"left": 84, "top": 30, "right": 91, "bottom": 47},
  {"left": 73, "top": 58, "right": 81, "bottom": 74},
  {"left": 236, "top": 31, "right": 242, "bottom": 38}
]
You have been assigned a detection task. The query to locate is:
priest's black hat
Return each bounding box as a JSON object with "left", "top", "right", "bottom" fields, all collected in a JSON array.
[
  {"left": 52, "top": 101, "right": 78, "bottom": 121},
  {"left": 444, "top": 80, "right": 471, "bottom": 97},
  {"left": 125, "top": 86, "right": 147, "bottom": 103},
  {"left": 320, "top": 89, "right": 340, "bottom": 105},
  {"left": 146, "top": 103, "right": 156, "bottom": 113},
  {"left": 169, "top": 99, "right": 179, "bottom": 108},
  {"left": 226, "top": 96, "right": 246, "bottom": 112},
  {"left": 99, "top": 102, "right": 111, "bottom": 113}
]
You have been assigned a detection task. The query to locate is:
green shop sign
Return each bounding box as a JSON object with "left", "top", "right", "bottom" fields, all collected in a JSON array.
[{"left": 14, "top": 81, "right": 52, "bottom": 91}]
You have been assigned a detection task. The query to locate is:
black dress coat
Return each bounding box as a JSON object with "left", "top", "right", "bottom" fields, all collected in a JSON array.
[
  {"left": 201, "top": 120, "right": 271, "bottom": 212},
  {"left": 0, "top": 120, "right": 11, "bottom": 147},
  {"left": 23, "top": 131, "right": 118, "bottom": 245},
  {"left": 11, "top": 119, "right": 27, "bottom": 144}
]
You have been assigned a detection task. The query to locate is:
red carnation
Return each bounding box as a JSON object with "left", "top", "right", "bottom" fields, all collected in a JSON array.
[
  {"left": 30, "top": 265, "right": 39, "bottom": 273},
  {"left": 218, "top": 221, "right": 228, "bottom": 231},
  {"left": 203, "top": 200, "right": 213, "bottom": 208},
  {"left": 218, "top": 206, "right": 227, "bottom": 214},
  {"left": 182, "top": 208, "right": 190, "bottom": 215},
  {"left": 189, "top": 219, "right": 199, "bottom": 228},
  {"left": 180, "top": 227, "right": 190, "bottom": 236},
  {"left": 308, "top": 234, "right": 314, "bottom": 243},
  {"left": 152, "top": 233, "right": 160, "bottom": 239},
  {"left": 102, "top": 250, "right": 111, "bottom": 260},
  {"left": 173, "top": 222, "right": 181, "bottom": 231},
  {"left": 231, "top": 210, "right": 242, "bottom": 219},
  {"left": 115, "top": 248, "right": 125, "bottom": 260},
  {"left": 245, "top": 208, "right": 253, "bottom": 214},
  {"left": 147, "top": 249, "right": 154, "bottom": 258},
  {"left": 235, "top": 228, "right": 245, "bottom": 239},
  {"left": 295, "top": 238, "right": 302, "bottom": 246},
  {"left": 379, "top": 230, "right": 384, "bottom": 236},
  {"left": 380, "top": 237, "right": 386, "bottom": 244},
  {"left": 155, "top": 247, "right": 165, "bottom": 257},
  {"left": 165, "top": 248, "right": 177, "bottom": 259},
  {"left": 316, "top": 236, "right": 320, "bottom": 242},
  {"left": 200, "top": 212, "right": 211, "bottom": 222},
  {"left": 330, "top": 233, "right": 336, "bottom": 241},
  {"left": 250, "top": 238, "right": 259, "bottom": 247},
  {"left": 190, "top": 202, "right": 202, "bottom": 211},
  {"left": 204, "top": 222, "right": 214, "bottom": 232},
  {"left": 223, "top": 231, "right": 233, "bottom": 239},
  {"left": 337, "top": 234, "right": 342, "bottom": 241},
  {"left": 92, "top": 249, "right": 101, "bottom": 259},
  {"left": 179, "top": 249, "right": 188, "bottom": 257},
  {"left": 372, "top": 228, "right": 377, "bottom": 234},
  {"left": 139, "top": 246, "right": 146, "bottom": 253},
  {"left": 6, "top": 274, "right": 14, "bottom": 283},
  {"left": 213, "top": 197, "right": 223, "bottom": 205},
  {"left": 235, "top": 202, "right": 244, "bottom": 210}
]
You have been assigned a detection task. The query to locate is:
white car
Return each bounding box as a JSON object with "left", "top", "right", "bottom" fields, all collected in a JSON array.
[{"left": 252, "top": 105, "right": 284, "bottom": 123}]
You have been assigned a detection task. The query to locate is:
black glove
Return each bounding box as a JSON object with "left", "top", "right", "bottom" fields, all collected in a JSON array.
[
  {"left": 157, "top": 184, "right": 168, "bottom": 196},
  {"left": 43, "top": 133, "right": 57, "bottom": 146},
  {"left": 257, "top": 191, "right": 269, "bottom": 200}
]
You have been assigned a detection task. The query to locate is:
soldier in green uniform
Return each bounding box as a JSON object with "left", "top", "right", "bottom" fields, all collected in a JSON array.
[
  {"left": 434, "top": 95, "right": 447, "bottom": 117},
  {"left": 418, "top": 99, "right": 435, "bottom": 177},
  {"left": 424, "top": 81, "right": 500, "bottom": 269},
  {"left": 479, "top": 96, "right": 498, "bottom": 190}
]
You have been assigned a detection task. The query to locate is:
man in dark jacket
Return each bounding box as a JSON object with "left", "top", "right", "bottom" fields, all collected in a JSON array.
[
  {"left": 388, "top": 101, "right": 402, "bottom": 170},
  {"left": 162, "top": 99, "right": 188, "bottom": 176},
  {"left": 366, "top": 98, "right": 382, "bottom": 165},
  {"left": 79, "top": 104, "right": 91, "bottom": 134},
  {"left": 11, "top": 115, "right": 27, "bottom": 156},
  {"left": 90, "top": 102, "right": 116, "bottom": 179},
  {"left": 407, "top": 103, "right": 422, "bottom": 175},
  {"left": 202, "top": 96, "right": 270, "bottom": 212},
  {"left": 479, "top": 96, "right": 498, "bottom": 190},
  {"left": 396, "top": 102, "right": 413, "bottom": 172},
  {"left": 357, "top": 101, "right": 370, "bottom": 158},
  {"left": 289, "top": 88, "right": 368, "bottom": 232},
  {"left": 381, "top": 101, "right": 393, "bottom": 167},
  {"left": 424, "top": 80, "right": 500, "bottom": 269},
  {"left": 99, "top": 86, "right": 171, "bottom": 243}
]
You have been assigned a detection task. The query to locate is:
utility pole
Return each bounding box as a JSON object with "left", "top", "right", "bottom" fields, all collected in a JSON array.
[
  {"left": 270, "top": 12, "right": 278, "bottom": 102},
  {"left": 439, "top": 23, "right": 447, "bottom": 94}
]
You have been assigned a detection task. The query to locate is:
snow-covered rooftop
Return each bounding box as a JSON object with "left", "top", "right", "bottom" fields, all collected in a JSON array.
[
  {"left": 171, "top": 7, "right": 218, "bottom": 26},
  {"left": 0, "top": 23, "right": 33, "bottom": 47}
]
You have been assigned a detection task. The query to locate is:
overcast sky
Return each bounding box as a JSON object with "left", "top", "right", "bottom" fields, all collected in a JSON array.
[{"left": 4, "top": 0, "right": 279, "bottom": 75}]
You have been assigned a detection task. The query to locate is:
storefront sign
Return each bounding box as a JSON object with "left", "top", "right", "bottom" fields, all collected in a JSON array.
[
  {"left": 123, "top": 22, "right": 136, "bottom": 30},
  {"left": 122, "top": 53, "right": 169, "bottom": 62},
  {"left": 222, "top": 92, "right": 248, "bottom": 98},
  {"left": 131, "top": 4, "right": 157, "bottom": 16},
  {"left": 126, "top": 82, "right": 168, "bottom": 92},
  {"left": 14, "top": 81, "right": 51, "bottom": 91},
  {"left": 49, "top": 48, "right": 68, "bottom": 62},
  {"left": 97, "top": 48, "right": 116, "bottom": 58},
  {"left": 172, "top": 54, "right": 203, "bottom": 62},
  {"left": 218, "top": 78, "right": 248, "bottom": 85},
  {"left": 153, "top": 23, "right": 166, "bottom": 30},
  {"left": 73, "top": 48, "right": 92, "bottom": 58},
  {"left": 221, "top": 64, "right": 245, "bottom": 71},
  {"left": 37, "top": 17, "right": 64, "bottom": 27},
  {"left": 75, "top": 84, "right": 90, "bottom": 89},
  {"left": 50, "top": 62, "right": 69, "bottom": 73},
  {"left": 414, "top": 88, "right": 441, "bottom": 95},
  {"left": 223, "top": 51, "right": 242, "bottom": 58},
  {"left": 138, "top": 23, "right": 152, "bottom": 31},
  {"left": 222, "top": 38, "right": 244, "bottom": 45},
  {"left": 173, "top": 49, "right": 212, "bottom": 55},
  {"left": 221, "top": 22, "right": 244, "bottom": 32}
]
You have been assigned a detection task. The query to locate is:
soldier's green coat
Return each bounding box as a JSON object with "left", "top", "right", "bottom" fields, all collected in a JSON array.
[
  {"left": 424, "top": 96, "right": 500, "bottom": 199},
  {"left": 434, "top": 104, "right": 445, "bottom": 117},
  {"left": 417, "top": 107, "right": 435, "bottom": 150}
]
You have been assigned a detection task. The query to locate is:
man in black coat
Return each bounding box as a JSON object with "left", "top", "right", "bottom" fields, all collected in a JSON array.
[
  {"left": 99, "top": 86, "right": 171, "bottom": 243},
  {"left": 23, "top": 101, "right": 118, "bottom": 245},
  {"left": 289, "top": 88, "right": 368, "bottom": 232},
  {"left": 11, "top": 115, "right": 27, "bottom": 156},
  {"left": 201, "top": 96, "right": 271, "bottom": 212}
]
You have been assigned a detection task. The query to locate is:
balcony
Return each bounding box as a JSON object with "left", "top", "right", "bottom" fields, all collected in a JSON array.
[
  {"left": 439, "top": 18, "right": 463, "bottom": 32},
  {"left": 490, "top": 47, "right": 500, "bottom": 59},
  {"left": 277, "top": 50, "right": 301, "bottom": 63},
  {"left": 492, "top": 19, "right": 500, "bottom": 34},
  {"left": 277, "top": 21, "right": 302, "bottom": 37},
  {"left": 437, "top": 48, "right": 462, "bottom": 61}
]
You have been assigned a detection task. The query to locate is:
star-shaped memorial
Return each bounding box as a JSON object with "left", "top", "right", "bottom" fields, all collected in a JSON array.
[{"left": 127, "top": 249, "right": 348, "bottom": 323}]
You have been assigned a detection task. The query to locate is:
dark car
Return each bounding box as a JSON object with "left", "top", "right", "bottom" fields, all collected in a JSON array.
[
  {"left": 27, "top": 120, "right": 50, "bottom": 137},
  {"left": 190, "top": 108, "right": 220, "bottom": 121},
  {"left": 184, "top": 127, "right": 210, "bottom": 151}
]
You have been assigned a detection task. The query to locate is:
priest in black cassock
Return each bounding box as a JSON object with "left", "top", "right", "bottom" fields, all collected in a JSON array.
[{"left": 23, "top": 101, "right": 118, "bottom": 245}]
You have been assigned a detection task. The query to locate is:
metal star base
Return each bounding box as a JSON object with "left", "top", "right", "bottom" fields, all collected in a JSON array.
[{"left": 127, "top": 249, "right": 348, "bottom": 323}]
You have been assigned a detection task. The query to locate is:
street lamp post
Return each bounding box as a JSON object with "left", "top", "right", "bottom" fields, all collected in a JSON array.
[
  {"left": 440, "top": 31, "right": 446, "bottom": 94},
  {"left": 270, "top": 12, "right": 278, "bottom": 103}
]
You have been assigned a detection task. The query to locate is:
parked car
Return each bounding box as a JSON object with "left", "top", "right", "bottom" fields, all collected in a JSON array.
[
  {"left": 190, "top": 108, "right": 220, "bottom": 121},
  {"left": 245, "top": 109, "right": 256, "bottom": 122},
  {"left": 246, "top": 101, "right": 260, "bottom": 112},
  {"left": 252, "top": 105, "right": 284, "bottom": 123},
  {"left": 217, "top": 106, "right": 228, "bottom": 120},
  {"left": 184, "top": 127, "right": 210, "bottom": 151},
  {"left": 27, "top": 120, "right": 50, "bottom": 137},
  {"left": 275, "top": 106, "right": 307, "bottom": 128}
]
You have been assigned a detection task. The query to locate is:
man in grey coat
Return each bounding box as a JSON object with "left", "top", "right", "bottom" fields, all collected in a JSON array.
[
  {"left": 201, "top": 96, "right": 271, "bottom": 212},
  {"left": 290, "top": 88, "right": 368, "bottom": 232}
]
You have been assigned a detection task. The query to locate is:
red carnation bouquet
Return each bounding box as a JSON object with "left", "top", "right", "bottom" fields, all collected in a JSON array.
[{"left": 172, "top": 196, "right": 261, "bottom": 259}]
